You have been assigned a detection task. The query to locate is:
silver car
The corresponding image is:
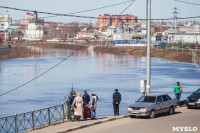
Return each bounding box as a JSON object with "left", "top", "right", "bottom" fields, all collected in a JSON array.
[{"left": 127, "top": 94, "right": 177, "bottom": 118}]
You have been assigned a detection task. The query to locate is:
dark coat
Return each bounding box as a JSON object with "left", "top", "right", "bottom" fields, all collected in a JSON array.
[
  {"left": 113, "top": 91, "right": 121, "bottom": 104},
  {"left": 82, "top": 93, "right": 90, "bottom": 104},
  {"left": 69, "top": 95, "right": 76, "bottom": 105}
]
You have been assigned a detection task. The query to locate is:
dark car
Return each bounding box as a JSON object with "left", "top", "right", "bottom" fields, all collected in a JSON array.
[{"left": 186, "top": 88, "right": 200, "bottom": 108}]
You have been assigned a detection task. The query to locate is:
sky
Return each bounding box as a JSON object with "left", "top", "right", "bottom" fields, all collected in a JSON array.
[{"left": 0, "top": 0, "right": 200, "bottom": 24}]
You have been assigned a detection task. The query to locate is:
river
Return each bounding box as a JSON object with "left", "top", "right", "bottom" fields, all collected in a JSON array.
[{"left": 0, "top": 46, "right": 200, "bottom": 117}]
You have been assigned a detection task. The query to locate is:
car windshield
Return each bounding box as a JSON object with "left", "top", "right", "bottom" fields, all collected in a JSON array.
[
  {"left": 194, "top": 89, "right": 200, "bottom": 94},
  {"left": 137, "top": 96, "right": 156, "bottom": 103}
]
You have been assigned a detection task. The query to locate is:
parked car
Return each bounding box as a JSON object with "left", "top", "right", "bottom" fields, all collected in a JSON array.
[
  {"left": 186, "top": 88, "right": 200, "bottom": 108},
  {"left": 127, "top": 94, "right": 177, "bottom": 118}
]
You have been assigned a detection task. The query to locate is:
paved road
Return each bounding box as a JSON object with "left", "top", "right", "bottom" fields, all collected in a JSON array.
[{"left": 70, "top": 107, "right": 200, "bottom": 133}]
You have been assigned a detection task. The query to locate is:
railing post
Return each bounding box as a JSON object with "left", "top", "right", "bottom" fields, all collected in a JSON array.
[
  {"left": 15, "top": 114, "right": 18, "bottom": 133},
  {"left": 48, "top": 107, "right": 50, "bottom": 126},
  {"left": 62, "top": 103, "right": 64, "bottom": 122},
  {"left": 32, "top": 110, "right": 34, "bottom": 130}
]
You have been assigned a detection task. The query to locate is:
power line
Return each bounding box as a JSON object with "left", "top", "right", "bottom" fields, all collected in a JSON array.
[
  {"left": 40, "top": 0, "right": 135, "bottom": 19},
  {"left": 1, "top": 5, "right": 200, "bottom": 21},
  {"left": 120, "top": 0, "right": 136, "bottom": 15},
  {"left": 109, "top": 0, "right": 136, "bottom": 26},
  {"left": 0, "top": 44, "right": 87, "bottom": 97},
  {"left": 0, "top": 1, "right": 136, "bottom": 97},
  {"left": 174, "top": 0, "right": 200, "bottom": 6}
]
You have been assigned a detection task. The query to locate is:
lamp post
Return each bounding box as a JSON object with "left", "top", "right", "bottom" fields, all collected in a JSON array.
[{"left": 146, "top": 0, "right": 151, "bottom": 94}]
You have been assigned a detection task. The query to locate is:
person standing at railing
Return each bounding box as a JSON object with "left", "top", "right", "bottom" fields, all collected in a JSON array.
[
  {"left": 72, "top": 93, "right": 83, "bottom": 121},
  {"left": 82, "top": 90, "right": 90, "bottom": 107},
  {"left": 69, "top": 91, "right": 76, "bottom": 105},
  {"left": 90, "top": 94, "right": 98, "bottom": 120}
]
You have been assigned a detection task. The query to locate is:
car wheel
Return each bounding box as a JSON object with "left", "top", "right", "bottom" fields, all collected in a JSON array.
[
  {"left": 149, "top": 110, "right": 155, "bottom": 119},
  {"left": 130, "top": 115, "right": 135, "bottom": 118},
  {"left": 169, "top": 107, "right": 174, "bottom": 115}
]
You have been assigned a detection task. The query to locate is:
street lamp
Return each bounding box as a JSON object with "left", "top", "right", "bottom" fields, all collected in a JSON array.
[{"left": 146, "top": 0, "right": 151, "bottom": 94}]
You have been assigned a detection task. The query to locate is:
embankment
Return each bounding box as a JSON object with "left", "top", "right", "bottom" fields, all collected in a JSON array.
[
  {"left": 4, "top": 42, "right": 200, "bottom": 64},
  {"left": 0, "top": 46, "right": 41, "bottom": 59},
  {"left": 94, "top": 46, "right": 195, "bottom": 63}
]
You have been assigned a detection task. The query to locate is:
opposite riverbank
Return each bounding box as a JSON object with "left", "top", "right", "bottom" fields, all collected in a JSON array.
[{"left": 1, "top": 42, "right": 200, "bottom": 64}]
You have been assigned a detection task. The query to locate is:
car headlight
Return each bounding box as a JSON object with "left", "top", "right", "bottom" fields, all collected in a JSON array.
[
  {"left": 140, "top": 108, "right": 148, "bottom": 111},
  {"left": 196, "top": 99, "right": 200, "bottom": 103},
  {"left": 127, "top": 107, "right": 132, "bottom": 111}
]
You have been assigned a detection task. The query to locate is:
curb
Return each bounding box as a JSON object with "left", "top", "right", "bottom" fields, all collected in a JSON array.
[{"left": 58, "top": 115, "right": 129, "bottom": 133}]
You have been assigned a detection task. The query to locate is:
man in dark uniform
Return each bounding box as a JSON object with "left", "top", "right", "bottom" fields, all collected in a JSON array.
[{"left": 113, "top": 89, "right": 121, "bottom": 116}]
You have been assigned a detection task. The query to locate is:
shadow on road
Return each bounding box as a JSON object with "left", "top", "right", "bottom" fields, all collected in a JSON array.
[
  {"left": 130, "top": 111, "right": 182, "bottom": 119},
  {"left": 81, "top": 116, "right": 108, "bottom": 121}
]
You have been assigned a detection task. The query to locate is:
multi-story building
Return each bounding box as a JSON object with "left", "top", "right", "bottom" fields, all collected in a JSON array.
[
  {"left": 0, "top": 11, "right": 12, "bottom": 40},
  {"left": 25, "top": 11, "right": 44, "bottom": 41},
  {"left": 98, "top": 14, "right": 138, "bottom": 28}
]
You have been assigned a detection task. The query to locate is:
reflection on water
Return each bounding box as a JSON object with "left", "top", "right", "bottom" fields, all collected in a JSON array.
[{"left": 0, "top": 47, "right": 200, "bottom": 117}]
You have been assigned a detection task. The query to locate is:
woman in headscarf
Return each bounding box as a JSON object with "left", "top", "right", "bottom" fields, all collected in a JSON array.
[{"left": 72, "top": 93, "right": 83, "bottom": 121}]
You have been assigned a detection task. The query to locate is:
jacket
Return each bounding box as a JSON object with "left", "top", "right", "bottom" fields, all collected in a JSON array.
[
  {"left": 69, "top": 95, "right": 76, "bottom": 105},
  {"left": 72, "top": 96, "right": 83, "bottom": 116},
  {"left": 113, "top": 92, "right": 121, "bottom": 104},
  {"left": 90, "top": 95, "right": 97, "bottom": 110},
  {"left": 82, "top": 93, "right": 90, "bottom": 104}
]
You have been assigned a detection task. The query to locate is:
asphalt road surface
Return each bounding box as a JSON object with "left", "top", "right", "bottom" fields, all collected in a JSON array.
[{"left": 70, "top": 107, "right": 200, "bottom": 133}]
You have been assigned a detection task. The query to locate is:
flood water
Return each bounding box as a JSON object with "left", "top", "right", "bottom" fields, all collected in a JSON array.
[{"left": 0, "top": 46, "right": 200, "bottom": 117}]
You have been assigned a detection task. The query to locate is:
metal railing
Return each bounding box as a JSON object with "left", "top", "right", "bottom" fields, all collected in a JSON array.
[{"left": 0, "top": 102, "right": 68, "bottom": 133}]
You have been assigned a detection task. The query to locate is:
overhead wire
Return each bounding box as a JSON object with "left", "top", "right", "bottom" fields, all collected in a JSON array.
[
  {"left": 173, "top": 0, "right": 200, "bottom": 6},
  {"left": 0, "top": 0, "right": 200, "bottom": 96},
  {"left": 40, "top": 0, "right": 135, "bottom": 19},
  {"left": 1, "top": 5, "right": 200, "bottom": 21},
  {"left": 0, "top": 0, "right": 136, "bottom": 97},
  {"left": 0, "top": 44, "right": 87, "bottom": 97}
]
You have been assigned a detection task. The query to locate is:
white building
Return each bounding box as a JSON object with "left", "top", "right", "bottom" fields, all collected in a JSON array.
[
  {"left": 25, "top": 11, "right": 44, "bottom": 41},
  {"left": 168, "top": 33, "right": 200, "bottom": 44},
  {"left": 0, "top": 11, "right": 12, "bottom": 40}
]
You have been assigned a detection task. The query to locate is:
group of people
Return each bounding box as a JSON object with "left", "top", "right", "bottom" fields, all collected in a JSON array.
[
  {"left": 69, "top": 90, "right": 98, "bottom": 120},
  {"left": 67, "top": 82, "right": 181, "bottom": 121},
  {"left": 68, "top": 89, "right": 122, "bottom": 121}
]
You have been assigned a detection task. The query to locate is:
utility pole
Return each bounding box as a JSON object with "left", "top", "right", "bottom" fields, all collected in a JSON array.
[
  {"left": 173, "top": 7, "right": 178, "bottom": 50},
  {"left": 146, "top": 0, "right": 151, "bottom": 94}
]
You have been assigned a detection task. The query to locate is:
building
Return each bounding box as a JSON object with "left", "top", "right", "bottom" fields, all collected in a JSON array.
[
  {"left": 23, "top": 18, "right": 44, "bottom": 25},
  {"left": 168, "top": 33, "right": 200, "bottom": 44},
  {"left": 179, "top": 25, "right": 200, "bottom": 33},
  {"left": 25, "top": 11, "right": 44, "bottom": 41},
  {"left": 98, "top": 14, "right": 138, "bottom": 28},
  {"left": 0, "top": 11, "right": 12, "bottom": 40},
  {"left": 76, "top": 32, "right": 94, "bottom": 41}
]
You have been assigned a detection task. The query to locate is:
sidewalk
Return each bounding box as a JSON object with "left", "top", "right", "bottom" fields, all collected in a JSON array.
[{"left": 28, "top": 115, "right": 128, "bottom": 133}]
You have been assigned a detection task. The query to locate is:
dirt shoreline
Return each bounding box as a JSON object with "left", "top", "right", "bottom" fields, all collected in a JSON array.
[{"left": 1, "top": 42, "right": 199, "bottom": 64}]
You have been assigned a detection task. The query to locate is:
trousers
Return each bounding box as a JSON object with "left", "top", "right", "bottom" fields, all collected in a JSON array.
[{"left": 113, "top": 104, "right": 119, "bottom": 115}]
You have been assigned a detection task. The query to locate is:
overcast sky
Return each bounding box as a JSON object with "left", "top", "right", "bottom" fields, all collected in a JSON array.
[{"left": 0, "top": 0, "right": 200, "bottom": 23}]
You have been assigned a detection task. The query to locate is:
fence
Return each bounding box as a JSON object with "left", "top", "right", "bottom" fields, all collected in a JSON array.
[
  {"left": 161, "top": 43, "right": 200, "bottom": 52},
  {"left": 0, "top": 102, "right": 68, "bottom": 133}
]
